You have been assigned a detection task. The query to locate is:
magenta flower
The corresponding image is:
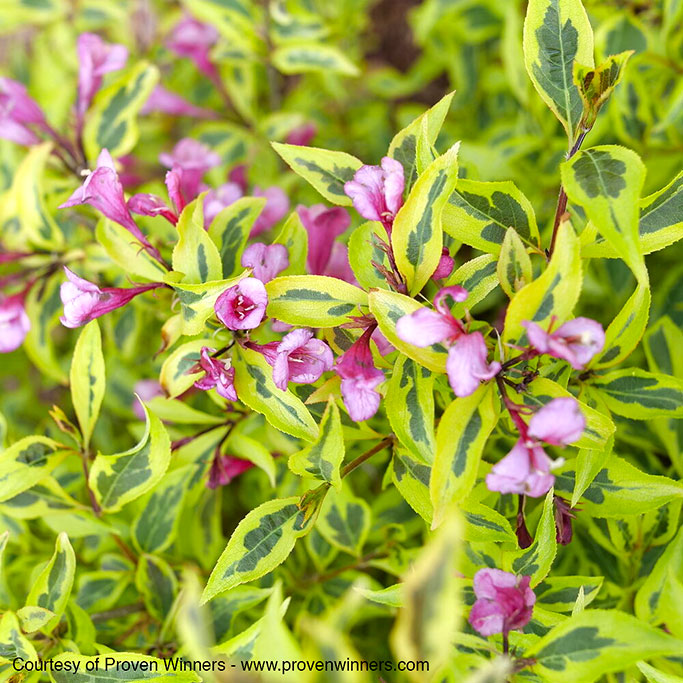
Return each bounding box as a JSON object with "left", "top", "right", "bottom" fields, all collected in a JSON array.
[
  {"left": 166, "top": 16, "right": 219, "bottom": 79},
  {"left": 335, "top": 326, "right": 384, "bottom": 421},
  {"left": 160, "top": 138, "right": 221, "bottom": 203},
  {"left": 241, "top": 243, "right": 289, "bottom": 283},
  {"left": 132, "top": 379, "right": 164, "bottom": 420},
  {"left": 486, "top": 397, "right": 585, "bottom": 498},
  {"left": 271, "top": 329, "right": 334, "bottom": 391},
  {"left": 0, "top": 77, "right": 49, "bottom": 145},
  {"left": 344, "top": 157, "right": 405, "bottom": 233},
  {"left": 203, "top": 182, "right": 244, "bottom": 226},
  {"left": 251, "top": 186, "right": 290, "bottom": 236},
  {"left": 286, "top": 122, "right": 317, "bottom": 146},
  {"left": 446, "top": 332, "right": 502, "bottom": 398},
  {"left": 59, "top": 267, "right": 161, "bottom": 329},
  {"left": 128, "top": 192, "right": 179, "bottom": 225},
  {"left": 76, "top": 33, "right": 128, "bottom": 121},
  {"left": 469, "top": 569, "right": 535, "bottom": 637},
  {"left": 215, "top": 277, "right": 268, "bottom": 330},
  {"left": 523, "top": 317, "right": 605, "bottom": 370},
  {"left": 192, "top": 347, "right": 238, "bottom": 401},
  {"left": 208, "top": 455, "right": 253, "bottom": 489},
  {"left": 0, "top": 294, "right": 31, "bottom": 352},
  {"left": 432, "top": 247, "right": 454, "bottom": 280},
  {"left": 297, "top": 205, "right": 351, "bottom": 275},
  {"left": 141, "top": 85, "right": 216, "bottom": 119}
]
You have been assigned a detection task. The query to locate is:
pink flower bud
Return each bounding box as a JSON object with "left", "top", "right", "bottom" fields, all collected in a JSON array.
[{"left": 297, "top": 205, "right": 351, "bottom": 276}]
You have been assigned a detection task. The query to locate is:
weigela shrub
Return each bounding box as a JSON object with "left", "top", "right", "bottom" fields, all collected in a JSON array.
[{"left": 0, "top": 0, "right": 682, "bottom": 680}]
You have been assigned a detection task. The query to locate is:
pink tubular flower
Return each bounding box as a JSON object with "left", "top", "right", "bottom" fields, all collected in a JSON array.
[
  {"left": 76, "top": 33, "right": 128, "bottom": 121},
  {"left": 128, "top": 192, "right": 179, "bottom": 225},
  {"left": 0, "top": 294, "right": 31, "bottom": 352},
  {"left": 523, "top": 317, "right": 605, "bottom": 370},
  {"left": 59, "top": 267, "right": 161, "bottom": 329},
  {"left": 0, "top": 77, "right": 49, "bottom": 145},
  {"left": 271, "top": 329, "right": 334, "bottom": 391},
  {"left": 141, "top": 85, "right": 216, "bottom": 119},
  {"left": 297, "top": 205, "right": 351, "bottom": 276},
  {"left": 166, "top": 16, "right": 219, "bottom": 79},
  {"left": 208, "top": 455, "right": 253, "bottom": 489},
  {"left": 486, "top": 397, "right": 586, "bottom": 498},
  {"left": 160, "top": 138, "right": 221, "bottom": 203},
  {"left": 469, "top": 569, "right": 535, "bottom": 637},
  {"left": 446, "top": 332, "right": 502, "bottom": 398},
  {"left": 241, "top": 243, "right": 289, "bottom": 283},
  {"left": 286, "top": 122, "right": 317, "bottom": 146},
  {"left": 192, "top": 347, "right": 237, "bottom": 401},
  {"left": 335, "top": 326, "right": 384, "bottom": 421},
  {"left": 215, "top": 277, "right": 267, "bottom": 330},
  {"left": 250, "top": 186, "right": 290, "bottom": 236},
  {"left": 432, "top": 247, "right": 454, "bottom": 280},
  {"left": 344, "top": 157, "right": 405, "bottom": 233}
]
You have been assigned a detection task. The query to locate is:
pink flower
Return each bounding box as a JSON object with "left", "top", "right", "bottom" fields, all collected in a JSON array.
[
  {"left": 523, "top": 317, "right": 605, "bottom": 370},
  {"left": 286, "top": 122, "right": 317, "bottom": 146},
  {"left": 486, "top": 398, "right": 585, "bottom": 498},
  {"left": 76, "top": 33, "right": 128, "bottom": 121},
  {"left": 215, "top": 277, "right": 267, "bottom": 330},
  {"left": 335, "top": 326, "right": 384, "bottom": 421},
  {"left": 241, "top": 243, "right": 289, "bottom": 283},
  {"left": 297, "top": 205, "right": 351, "bottom": 275},
  {"left": 446, "top": 332, "right": 502, "bottom": 398},
  {"left": 60, "top": 149, "right": 161, "bottom": 260},
  {"left": 0, "top": 294, "right": 31, "bottom": 352},
  {"left": 0, "top": 77, "right": 49, "bottom": 146},
  {"left": 469, "top": 569, "right": 535, "bottom": 637},
  {"left": 160, "top": 138, "right": 221, "bottom": 203},
  {"left": 251, "top": 186, "right": 290, "bottom": 236},
  {"left": 166, "top": 16, "right": 219, "bottom": 79},
  {"left": 208, "top": 455, "right": 253, "bottom": 489},
  {"left": 271, "top": 328, "right": 333, "bottom": 391},
  {"left": 203, "top": 182, "right": 244, "bottom": 226},
  {"left": 141, "top": 85, "right": 216, "bottom": 119},
  {"left": 133, "top": 379, "right": 164, "bottom": 420},
  {"left": 59, "top": 267, "right": 161, "bottom": 328},
  {"left": 344, "top": 157, "right": 405, "bottom": 233},
  {"left": 432, "top": 247, "right": 454, "bottom": 280},
  {"left": 192, "top": 347, "right": 237, "bottom": 401},
  {"left": 128, "top": 192, "right": 179, "bottom": 225}
]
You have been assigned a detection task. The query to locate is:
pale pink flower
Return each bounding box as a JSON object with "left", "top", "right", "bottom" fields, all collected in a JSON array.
[
  {"left": 203, "top": 182, "right": 244, "bottom": 226},
  {"left": 271, "top": 329, "right": 333, "bottom": 391},
  {"left": 251, "top": 186, "right": 289, "bottom": 236},
  {"left": 0, "top": 77, "right": 49, "bottom": 146},
  {"left": 0, "top": 294, "right": 30, "bottom": 352},
  {"left": 160, "top": 138, "right": 221, "bottom": 203},
  {"left": 166, "top": 16, "right": 219, "bottom": 79},
  {"left": 297, "top": 204, "right": 351, "bottom": 276},
  {"left": 133, "top": 379, "right": 164, "bottom": 420},
  {"left": 241, "top": 243, "right": 289, "bottom": 283},
  {"left": 141, "top": 85, "right": 216, "bottom": 118},
  {"left": 214, "top": 277, "right": 267, "bottom": 330},
  {"left": 446, "top": 332, "right": 501, "bottom": 398}
]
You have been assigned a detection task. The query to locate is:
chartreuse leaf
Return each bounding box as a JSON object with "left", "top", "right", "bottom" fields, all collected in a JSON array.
[
  {"left": 83, "top": 60, "right": 159, "bottom": 159},
  {"left": 209, "top": 586, "right": 271, "bottom": 643},
  {"left": 392, "top": 143, "right": 459, "bottom": 295},
  {"left": 592, "top": 368, "right": 683, "bottom": 419},
  {"left": 10, "top": 142, "right": 63, "bottom": 250},
  {"left": 386, "top": 357, "right": 435, "bottom": 463},
  {"left": 562, "top": 145, "right": 647, "bottom": 282},
  {"left": 462, "top": 502, "right": 516, "bottom": 544},
  {"left": 369, "top": 289, "right": 448, "bottom": 373},
  {"left": 392, "top": 446, "right": 432, "bottom": 524},
  {"left": 226, "top": 430, "right": 276, "bottom": 486},
  {"left": 317, "top": 484, "right": 371, "bottom": 556},
  {"left": 388, "top": 91, "right": 455, "bottom": 189},
  {"left": 535, "top": 576, "right": 603, "bottom": 613},
  {"left": 172, "top": 197, "right": 223, "bottom": 284},
  {"left": 69, "top": 320, "right": 105, "bottom": 449},
  {"left": 273, "top": 211, "right": 308, "bottom": 276},
  {"left": 25, "top": 532, "right": 75, "bottom": 632},
  {"left": 96, "top": 219, "right": 168, "bottom": 281},
  {"left": 76, "top": 571, "right": 129, "bottom": 612},
  {"left": 638, "top": 662, "right": 683, "bottom": 683},
  {"left": 16, "top": 605, "right": 55, "bottom": 633},
  {"left": 135, "top": 554, "right": 178, "bottom": 622},
  {"left": 208, "top": 197, "right": 266, "bottom": 278},
  {"left": 48, "top": 652, "right": 201, "bottom": 682},
  {"left": 233, "top": 345, "right": 318, "bottom": 441},
  {"left": 593, "top": 282, "right": 650, "bottom": 368},
  {"left": 573, "top": 51, "right": 632, "bottom": 129},
  {"left": 443, "top": 178, "right": 540, "bottom": 254},
  {"left": 503, "top": 220, "right": 581, "bottom": 344},
  {"left": 265, "top": 275, "right": 367, "bottom": 327},
  {"left": 289, "top": 397, "right": 344, "bottom": 489},
  {"left": 271, "top": 143, "right": 362, "bottom": 205},
  {"left": 272, "top": 43, "right": 359, "bottom": 76},
  {"left": 202, "top": 497, "right": 313, "bottom": 602},
  {"left": 348, "top": 220, "right": 393, "bottom": 290},
  {"left": 0, "top": 436, "right": 67, "bottom": 503},
  {"left": 391, "top": 513, "right": 461, "bottom": 678},
  {"left": 89, "top": 403, "right": 171, "bottom": 512},
  {"left": 554, "top": 454, "right": 683, "bottom": 517},
  {"left": 644, "top": 316, "right": 683, "bottom": 379},
  {"left": 523, "top": 0, "right": 594, "bottom": 144},
  {"left": 509, "top": 491, "right": 557, "bottom": 586},
  {"left": 445, "top": 253, "right": 499, "bottom": 315},
  {"left": 0, "top": 611, "right": 37, "bottom": 665},
  {"left": 159, "top": 339, "right": 213, "bottom": 398},
  {"left": 431, "top": 384, "right": 499, "bottom": 528},
  {"left": 525, "top": 610, "right": 683, "bottom": 683},
  {"left": 497, "top": 227, "right": 533, "bottom": 298},
  {"left": 132, "top": 466, "right": 191, "bottom": 554}
]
